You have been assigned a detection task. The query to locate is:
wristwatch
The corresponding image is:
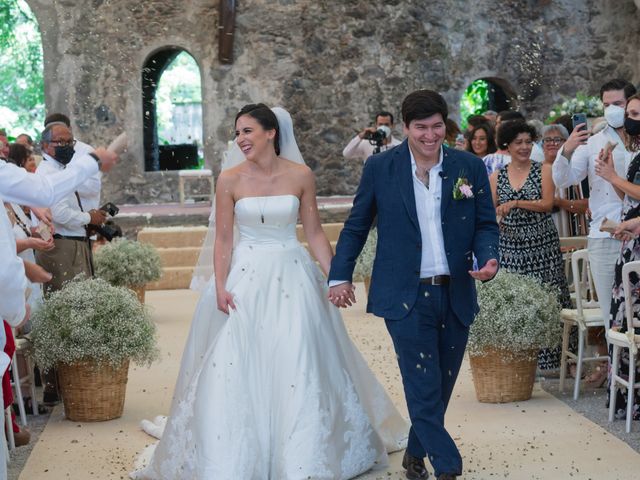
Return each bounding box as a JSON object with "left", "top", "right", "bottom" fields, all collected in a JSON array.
[{"left": 89, "top": 152, "right": 102, "bottom": 170}]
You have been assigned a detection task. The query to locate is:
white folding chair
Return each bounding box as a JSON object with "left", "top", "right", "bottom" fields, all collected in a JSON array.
[
  {"left": 607, "top": 260, "right": 640, "bottom": 433},
  {"left": 559, "top": 249, "right": 605, "bottom": 400},
  {"left": 4, "top": 407, "right": 14, "bottom": 451},
  {"left": 10, "top": 333, "right": 38, "bottom": 423}
]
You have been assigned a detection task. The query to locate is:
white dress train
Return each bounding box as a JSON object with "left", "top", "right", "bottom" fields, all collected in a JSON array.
[{"left": 130, "top": 195, "right": 408, "bottom": 479}]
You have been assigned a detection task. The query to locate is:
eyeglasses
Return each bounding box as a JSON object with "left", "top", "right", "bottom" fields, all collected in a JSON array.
[
  {"left": 542, "top": 137, "right": 565, "bottom": 145},
  {"left": 50, "top": 139, "right": 77, "bottom": 147}
]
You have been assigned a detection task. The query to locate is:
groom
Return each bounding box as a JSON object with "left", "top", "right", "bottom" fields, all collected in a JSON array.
[{"left": 329, "top": 89, "right": 499, "bottom": 480}]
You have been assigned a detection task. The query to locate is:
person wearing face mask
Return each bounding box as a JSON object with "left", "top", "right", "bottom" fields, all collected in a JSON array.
[
  {"left": 593, "top": 93, "right": 640, "bottom": 417},
  {"left": 34, "top": 123, "right": 108, "bottom": 404},
  {"left": 552, "top": 79, "right": 637, "bottom": 388}
]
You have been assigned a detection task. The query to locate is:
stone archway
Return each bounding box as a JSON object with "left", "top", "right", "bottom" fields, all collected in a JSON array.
[{"left": 142, "top": 47, "right": 203, "bottom": 172}]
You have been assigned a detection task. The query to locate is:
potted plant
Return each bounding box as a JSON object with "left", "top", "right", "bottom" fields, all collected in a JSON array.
[
  {"left": 353, "top": 227, "right": 377, "bottom": 294},
  {"left": 547, "top": 92, "right": 603, "bottom": 125},
  {"left": 31, "top": 278, "right": 158, "bottom": 421},
  {"left": 94, "top": 238, "right": 162, "bottom": 303},
  {"left": 468, "top": 271, "right": 562, "bottom": 403}
]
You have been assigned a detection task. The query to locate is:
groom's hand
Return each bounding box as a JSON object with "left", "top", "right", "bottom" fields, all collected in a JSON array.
[
  {"left": 328, "top": 282, "right": 356, "bottom": 308},
  {"left": 469, "top": 258, "right": 498, "bottom": 281}
]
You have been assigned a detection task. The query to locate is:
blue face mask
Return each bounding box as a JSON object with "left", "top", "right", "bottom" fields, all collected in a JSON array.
[{"left": 54, "top": 145, "right": 75, "bottom": 165}]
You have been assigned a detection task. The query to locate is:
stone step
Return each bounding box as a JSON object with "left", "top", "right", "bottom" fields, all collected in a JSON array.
[
  {"left": 137, "top": 226, "right": 208, "bottom": 248},
  {"left": 157, "top": 247, "right": 201, "bottom": 267},
  {"left": 147, "top": 266, "right": 194, "bottom": 290},
  {"left": 296, "top": 222, "right": 343, "bottom": 243}
]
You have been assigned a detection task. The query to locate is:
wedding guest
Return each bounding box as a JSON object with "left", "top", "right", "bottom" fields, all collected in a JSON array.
[
  {"left": 8, "top": 143, "right": 37, "bottom": 173},
  {"left": 527, "top": 119, "right": 545, "bottom": 163},
  {"left": 0, "top": 131, "right": 9, "bottom": 160},
  {"left": 482, "top": 120, "right": 514, "bottom": 175},
  {"left": 44, "top": 113, "right": 101, "bottom": 211},
  {"left": 445, "top": 118, "right": 464, "bottom": 149},
  {"left": 483, "top": 110, "right": 498, "bottom": 125},
  {"left": 553, "top": 79, "right": 637, "bottom": 387},
  {"left": 465, "top": 123, "right": 496, "bottom": 158},
  {"left": 540, "top": 125, "right": 588, "bottom": 234},
  {"left": 466, "top": 114, "right": 488, "bottom": 131},
  {"left": 595, "top": 93, "right": 640, "bottom": 414},
  {"left": 342, "top": 111, "right": 402, "bottom": 161},
  {"left": 490, "top": 120, "right": 570, "bottom": 370}
]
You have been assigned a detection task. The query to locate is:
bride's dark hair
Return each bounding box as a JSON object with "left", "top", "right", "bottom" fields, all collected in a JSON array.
[{"left": 235, "top": 103, "right": 281, "bottom": 155}]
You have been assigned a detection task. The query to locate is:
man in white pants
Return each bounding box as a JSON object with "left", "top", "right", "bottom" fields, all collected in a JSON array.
[{"left": 552, "top": 79, "right": 637, "bottom": 359}]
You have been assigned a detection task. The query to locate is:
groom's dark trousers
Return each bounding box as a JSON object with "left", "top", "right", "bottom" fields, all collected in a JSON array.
[
  {"left": 385, "top": 283, "right": 468, "bottom": 476},
  {"left": 329, "top": 142, "right": 499, "bottom": 478}
]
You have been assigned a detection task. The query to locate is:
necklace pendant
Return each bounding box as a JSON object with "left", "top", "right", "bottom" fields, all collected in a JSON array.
[{"left": 261, "top": 214, "right": 265, "bottom": 223}]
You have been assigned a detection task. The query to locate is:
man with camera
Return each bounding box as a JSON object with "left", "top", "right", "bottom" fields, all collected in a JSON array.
[
  {"left": 35, "top": 122, "right": 111, "bottom": 292},
  {"left": 343, "top": 111, "right": 402, "bottom": 162}
]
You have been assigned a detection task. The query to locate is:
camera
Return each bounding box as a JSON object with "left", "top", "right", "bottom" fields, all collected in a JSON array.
[
  {"left": 88, "top": 202, "right": 122, "bottom": 241},
  {"left": 363, "top": 126, "right": 391, "bottom": 144}
]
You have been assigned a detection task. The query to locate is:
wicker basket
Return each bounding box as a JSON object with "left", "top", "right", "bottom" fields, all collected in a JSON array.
[
  {"left": 469, "top": 348, "right": 538, "bottom": 403},
  {"left": 129, "top": 285, "right": 146, "bottom": 304},
  {"left": 57, "top": 359, "right": 130, "bottom": 421}
]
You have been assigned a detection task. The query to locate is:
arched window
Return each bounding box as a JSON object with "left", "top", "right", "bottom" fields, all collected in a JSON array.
[
  {"left": 459, "top": 78, "right": 517, "bottom": 129},
  {"left": 142, "top": 48, "right": 203, "bottom": 171}
]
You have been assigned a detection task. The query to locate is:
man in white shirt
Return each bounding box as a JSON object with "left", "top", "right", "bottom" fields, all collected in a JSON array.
[
  {"left": 342, "top": 111, "right": 402, "bottom": 161},
  {"left": 36, "top": 123, "right": 107, "bottom": 290},
  {"left": 0, "top": 146, "right": 117, "bottom": 472},
  {"left": 552, "top": 79, "right": 637, "bottom": 333},
  {"left": 44, "top": 113, "right": 102, "bottom": 211}
]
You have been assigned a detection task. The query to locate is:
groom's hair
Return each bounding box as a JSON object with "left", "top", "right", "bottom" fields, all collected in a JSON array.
[
  {"left": 235, "top": 103, "right": 281, "bottom": 155},
  {"left": 402, "top": 90, "right": 448, "bottom": 126}
]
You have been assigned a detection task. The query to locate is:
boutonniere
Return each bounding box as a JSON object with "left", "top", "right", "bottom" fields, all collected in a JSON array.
[{"left": 453, "top": 176, "right": 474, "bottom": 200}]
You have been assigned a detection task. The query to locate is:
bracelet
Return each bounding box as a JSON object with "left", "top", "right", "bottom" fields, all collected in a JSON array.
[{"left": 570, "top": 202, "right": 574, "bottom": 210}]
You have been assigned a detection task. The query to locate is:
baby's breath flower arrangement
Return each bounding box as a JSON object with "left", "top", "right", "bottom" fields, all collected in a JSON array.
[
  {"left": 469, "top": 271, "right": 562, "bottom": 359},
  {"left": 353, "top": 227, "right": 377, "bottom": 282},
  {"left": 31, "top": 278, "right": 159, "bottom": 371},
  {"left": 547, "top": 92, "right": 603, "bottom": 123},
  {"left": 94, "top": 238, "right": 162, "bottom": 287}
]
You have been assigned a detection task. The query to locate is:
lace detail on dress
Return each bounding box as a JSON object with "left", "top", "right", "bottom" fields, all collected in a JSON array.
[{"left": 340, "top": 370, "right": 378, "bottom": 478}]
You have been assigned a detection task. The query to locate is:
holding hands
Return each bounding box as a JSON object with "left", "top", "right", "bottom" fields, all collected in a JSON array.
[
  {"left": 613, "top": 217, "right": 640, "bottom": 242},
  {"left": 328, "top": 282, "right": 356, "bottom": 308}
]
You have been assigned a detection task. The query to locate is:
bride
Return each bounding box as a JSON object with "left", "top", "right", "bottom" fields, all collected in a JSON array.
[{"left": 131, "top": 104, "right": 408, "bottom": 479}]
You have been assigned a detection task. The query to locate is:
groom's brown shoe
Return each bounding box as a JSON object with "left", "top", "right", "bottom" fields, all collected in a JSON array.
[{"left": 402, "top": 451, "right": 429, "bottom": 479}]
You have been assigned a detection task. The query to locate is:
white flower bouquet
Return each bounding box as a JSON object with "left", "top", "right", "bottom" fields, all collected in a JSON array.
[
  {"left": 468, "top": 271, "right": 562, "bottom": 359},
  {"left": 353, "top": 227, "right": 377, "bottom": 282},
  {"left": 548, "top": 92, "right": 603, "bottom": 123},
  {"left": 94, "top": 238, "right": 162, "bottom": 287},
  {"left": 31, "top": 278, "right": 159, "bottom": 370}
]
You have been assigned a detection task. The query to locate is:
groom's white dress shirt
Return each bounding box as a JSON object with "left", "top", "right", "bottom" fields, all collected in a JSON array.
[{"left": 410, "top": 147, "right": 450, "bottom": 277}]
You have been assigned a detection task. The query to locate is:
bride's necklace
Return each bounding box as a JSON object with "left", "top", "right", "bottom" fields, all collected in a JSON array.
[{"left": 258, "top": 197, "right": 268, "bottom": 224}]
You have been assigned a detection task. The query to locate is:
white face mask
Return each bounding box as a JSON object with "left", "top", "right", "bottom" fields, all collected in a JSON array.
[{"left": 604, "top": 104, "right": 625, "bottom": 129}]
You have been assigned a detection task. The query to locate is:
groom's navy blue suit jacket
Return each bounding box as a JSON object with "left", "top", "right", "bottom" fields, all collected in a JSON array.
[{"left": 329, "top": 141, "right": 499, "bottom": 326}]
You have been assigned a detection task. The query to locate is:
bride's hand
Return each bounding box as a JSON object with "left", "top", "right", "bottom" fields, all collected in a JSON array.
[{"left": 216, "top": 288, "right": 236, "bottom": 314}]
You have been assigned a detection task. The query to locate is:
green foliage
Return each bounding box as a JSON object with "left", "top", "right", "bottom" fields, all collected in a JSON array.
[
  {"left": 468, "top": 271, "right": 562, "bottom": 358},
  {"left": 94, "top": 239, "right": 163, "bottom": 287},
  {"left": 31, "top": 278, "right": 159, "bottom": 370},
  {"left": 0, "top": 0, "right": 44, "bottom": 137},
  {"left": 547, "top": 92, "right": 603, "bottom": 123},
  {"left": 459, "top": 79, "right": 489, "bottom": 130}
]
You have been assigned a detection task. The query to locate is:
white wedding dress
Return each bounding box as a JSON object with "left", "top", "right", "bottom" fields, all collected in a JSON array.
[{"left": 131, "top": 194, "right": 408, "bottom": 480}]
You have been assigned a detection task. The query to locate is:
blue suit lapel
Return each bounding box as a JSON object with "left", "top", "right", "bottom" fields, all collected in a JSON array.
[
  {"left": 394, "top": 142, "right": 420, "bottom": 233},
  {"left": 440, "top": 147, "right": 456, "bottom": 217}
]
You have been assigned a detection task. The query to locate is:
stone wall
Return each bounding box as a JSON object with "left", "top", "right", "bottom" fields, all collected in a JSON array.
[{"left": 26, "top": 0, "right": 640, "bottom": 202}]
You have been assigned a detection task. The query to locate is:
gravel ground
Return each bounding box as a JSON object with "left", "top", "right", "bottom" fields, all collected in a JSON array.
[
  {"left": 7, "top": 395, "right": 52, "bottom": 480},
  {"left": 539, "top": 375, "right": 640, "bottom": 453}
]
